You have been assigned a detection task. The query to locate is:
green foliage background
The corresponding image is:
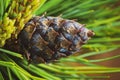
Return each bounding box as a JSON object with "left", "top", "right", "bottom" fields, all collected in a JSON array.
[{"left": 0, "top": 0, "right": 120, "bottom": 80}]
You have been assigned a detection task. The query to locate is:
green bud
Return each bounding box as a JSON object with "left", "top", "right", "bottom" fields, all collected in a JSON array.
[
  {"left": 24, "top": 11, "right": 32, "bottom": 17},
  {"left": 31, "top": 0, "right": 40, "bottom": 6},
  {"left": 9, "top": 20, "right": 15, "bottom": 27},
  {"left": 19, "top": 19, "right": 24, "bottom": 28},
  {"left": 0, "top": 40, "right": 5, "bottom": 47},
  {"left": 11, "top": 1, "right": 16, "bottom": 10},
  {"left": 19, "top": 4, "right": 25, "bottom": 12},
  {"left": 2, "top": 33, "right": 7, "bottom": 38},
  {"left": 23, "top": 0, "right": 27, "bottom": 6},
  {"left": 3, "top": 17, "right": 9, "bottom": 26},
  {"left": 25, "top": 5, "right": 31, "bottom": 13},
  {"left": 10, "top": 12, "right": 17, "bottom": 19},
  {"left": 17, "top": 13, "right": 22, "bottom": 21},
  {"left": 6, "top": 34, "right": 11, "bottom": 39}
]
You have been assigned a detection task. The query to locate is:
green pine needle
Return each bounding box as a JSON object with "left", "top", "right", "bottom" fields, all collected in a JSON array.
[{"left": 0, "top": 48, "right": 23, "bottom": 59}]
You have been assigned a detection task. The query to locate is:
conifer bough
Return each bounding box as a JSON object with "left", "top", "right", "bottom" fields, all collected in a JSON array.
[
  {"left": 0, "top": 0, "right": 44, "bottom": 47},
  {"left": 18, "top": 16, "right": 95, "bottom": 63}
]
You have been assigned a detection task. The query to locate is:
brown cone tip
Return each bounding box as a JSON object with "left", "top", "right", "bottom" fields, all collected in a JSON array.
[{"left": 87, "top": 30, "right": 95, "bottom": 37}]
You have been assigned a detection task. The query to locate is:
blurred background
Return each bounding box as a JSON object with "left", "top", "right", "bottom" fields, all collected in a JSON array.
[{"left": 0, "top": 0, "right": 120, "bottom": 80}]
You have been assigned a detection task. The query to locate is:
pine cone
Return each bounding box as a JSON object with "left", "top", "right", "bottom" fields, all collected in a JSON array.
[{"left": 18, "top": 16, "right": 94, "bottom": 63}]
